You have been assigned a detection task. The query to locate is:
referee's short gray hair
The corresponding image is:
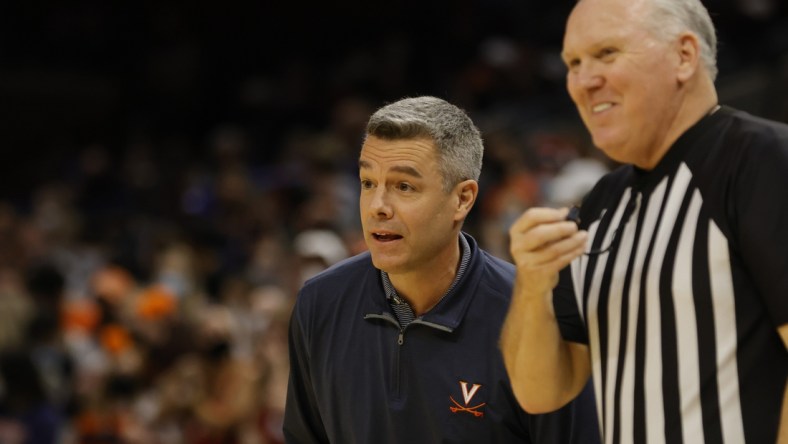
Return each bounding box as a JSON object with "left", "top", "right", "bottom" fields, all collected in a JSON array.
[{"left": 647, "top": 0, "right": 718, "bottom": 80}]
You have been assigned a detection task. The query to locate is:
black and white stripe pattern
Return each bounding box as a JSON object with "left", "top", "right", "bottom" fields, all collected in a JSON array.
[{"left": 572, "top": 162, "right": 745, "bottom": 444}]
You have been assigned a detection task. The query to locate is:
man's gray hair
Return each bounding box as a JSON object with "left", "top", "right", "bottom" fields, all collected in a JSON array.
[
  {"left": 365, "top": 96, "right": 483, "bottom": 192},
  {"left": 648, "top": 0, "right": 718, "bottom": 80}
]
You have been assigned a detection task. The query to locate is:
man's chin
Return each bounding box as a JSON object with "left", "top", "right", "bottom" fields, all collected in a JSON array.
[{"left": 369, "top": 255, "right": 406, "bottom": 274}]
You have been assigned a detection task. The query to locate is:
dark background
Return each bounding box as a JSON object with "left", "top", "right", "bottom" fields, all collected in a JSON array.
[
  {"left": 0, "top": 2, "right": 786, "bottom": 442},
  {"left": 2, "top": 0, "right": 787, "bottom": 201}
]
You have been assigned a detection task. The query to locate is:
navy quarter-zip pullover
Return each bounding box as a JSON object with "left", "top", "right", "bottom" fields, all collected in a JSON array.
[{"left": 285, "top": 232, "right": 599, "bottom": 443}]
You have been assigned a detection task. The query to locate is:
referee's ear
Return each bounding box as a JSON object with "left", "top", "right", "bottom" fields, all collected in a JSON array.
[{"left": 675, "top": 31, "right": 701, "bottom": 84}]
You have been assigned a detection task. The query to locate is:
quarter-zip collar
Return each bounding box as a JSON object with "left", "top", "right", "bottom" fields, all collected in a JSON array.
[{"left": 363, "top": 232, "right": 483, "bottom": 332}]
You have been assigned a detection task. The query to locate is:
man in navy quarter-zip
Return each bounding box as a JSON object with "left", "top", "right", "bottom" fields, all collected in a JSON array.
[{"left": 284, "top": 96, "right": 600, "bottom": 443}]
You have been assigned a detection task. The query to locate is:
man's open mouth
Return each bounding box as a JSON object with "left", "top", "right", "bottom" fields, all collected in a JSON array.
[{"left": 372, "top": 232, "right": 403, "bottom": 241}]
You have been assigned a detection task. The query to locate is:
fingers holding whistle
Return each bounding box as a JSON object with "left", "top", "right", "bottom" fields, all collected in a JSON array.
[
  {"left": 509, "top": 207, "right": 587, "bottom": 274},
  {"left": 565, "top": 206, "right": 581, "bottom": 226}
]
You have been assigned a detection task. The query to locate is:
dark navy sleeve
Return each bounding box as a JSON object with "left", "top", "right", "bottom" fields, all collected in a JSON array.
[
  {"left": 283, "top": 296, "right": 329, "bottom": 443},
  {"left": 527, "top": 379, "right": 600, "bottom": 444}
]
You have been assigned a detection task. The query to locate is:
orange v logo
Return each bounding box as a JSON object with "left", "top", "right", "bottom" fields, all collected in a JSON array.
[{"left": 450, "top": 381, "right": 486, "bottom": 417}]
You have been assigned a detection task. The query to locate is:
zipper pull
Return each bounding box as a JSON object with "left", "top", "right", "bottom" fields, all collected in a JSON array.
[{"left": 398, "top": 331, "right": 404, "bottom": 345}]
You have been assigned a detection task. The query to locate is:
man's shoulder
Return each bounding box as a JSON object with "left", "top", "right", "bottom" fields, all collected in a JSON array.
[
  {"left": 460, "top": 232, "right": 515, "bottom": 287},
  {"left": 477, "top": 249, "right": 516, "bottom": 281},
  {"left": 297, "top": 252, "right": 376, "bottom": 304},
  {"left": 726, "top": 107, "right": 788, "bottom": 136},
  {"left": 468, "top": 249, "right": 516, "bottom": 307},
  {"left": 686, "top": 107, "right": 788, "bottom": 182},
  {"left": 706, "top": 107, "right": 788, "bottom": 155}
]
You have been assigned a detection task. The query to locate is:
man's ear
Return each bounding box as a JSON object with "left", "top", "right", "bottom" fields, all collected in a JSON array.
[
  {"left": 454, "top": 179, "right": 479, "bottom": 221},
  {"left": 676, "top": 32, "right": 701, "bottom": 83}
]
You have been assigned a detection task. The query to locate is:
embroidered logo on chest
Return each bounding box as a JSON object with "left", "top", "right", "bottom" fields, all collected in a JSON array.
[{"left": 449, "top": 381, "right": 486, "bottom": 417}]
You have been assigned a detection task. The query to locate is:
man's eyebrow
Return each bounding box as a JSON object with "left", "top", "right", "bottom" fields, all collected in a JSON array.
[
  {"left": 560, "top": 49, "right": 574, "bottom": 62},
  {"left": 390, "top": 165, "right": 422, "bottom": 178},
  {"left": 358, "top": 160, "right": 422, "bottom": 178}
]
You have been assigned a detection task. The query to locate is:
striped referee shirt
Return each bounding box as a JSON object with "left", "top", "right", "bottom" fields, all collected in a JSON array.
[{"left": 554, "top": 106, "right": 788, "bottom": 443}]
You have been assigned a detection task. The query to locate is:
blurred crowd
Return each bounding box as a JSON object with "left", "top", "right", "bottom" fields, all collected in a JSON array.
[{"left": 0, "top": 1, "right": 787, "bottom": 443}]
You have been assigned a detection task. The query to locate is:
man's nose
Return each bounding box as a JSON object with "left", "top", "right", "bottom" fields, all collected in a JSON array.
[
  {"left": 367, "top": 187, "right": 393, "bottom": 219},
  {"left": 576, "top": 61, "right": 604, "bottom": 90}
]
